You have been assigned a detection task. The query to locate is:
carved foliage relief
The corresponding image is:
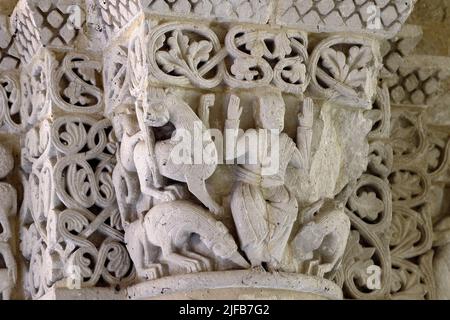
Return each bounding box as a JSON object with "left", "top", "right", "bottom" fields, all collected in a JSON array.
[{"left": 18, "top": 48, "right": 134, "bottom": 299}]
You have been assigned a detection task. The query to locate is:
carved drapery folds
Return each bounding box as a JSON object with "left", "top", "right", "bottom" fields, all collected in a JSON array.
[{"left": 0, "top": 0, "right": 430, "bottom": 300}]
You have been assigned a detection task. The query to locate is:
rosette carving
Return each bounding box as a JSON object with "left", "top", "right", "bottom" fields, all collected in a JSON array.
[
  {"left": 309, "top": 36, "right": 381, "bottom": 108},
  {"left": 148, "top": 22, "right": 224, "bottom": 89}
]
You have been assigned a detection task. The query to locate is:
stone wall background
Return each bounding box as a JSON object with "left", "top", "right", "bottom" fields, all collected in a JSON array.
[
  {"left": 407, "top": 1, "right": 450, "bottom": 126},
  {"left": 408, "top": 0, "right": 450, "bottom": 56}
]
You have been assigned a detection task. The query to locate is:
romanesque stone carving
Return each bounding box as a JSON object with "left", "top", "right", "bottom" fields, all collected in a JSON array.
[
  {"left": 113, "top": 88, "right": 221, "bottom": 217},
  {"left": 0, "top": 71, "right": 21, "bottom": 133},
  {"left": 385, "top": 56, "right": 450, "bottom": 106},
  {"left": 10, "top": 0, "right": 450, "bottom": 301},
  {"left": 0, "top": 15, "right": 20, "bottom": 71},
  {"left": 10, "top": 0, "right": 87, "bottom": 63},
  {"left": 143, "top": 0, "right": 271, "bottom": 24},
  {"left": 309, "top": 35, "right": 381, "bottom": 108},
  {"left": 16, "top": 45, "right": 135, "bottom": 299},
  {"left": 97, "top": 0, "right": 141, "bottom": 39},
  {"left": 19, "top": 110, "right": 135, "bottom": 299},
  {"left": 148, "top": 22, "right": 224, "bottom": 89},
  {"left": 380, "top": 22, "right": 450, "bottom": 300},
  {"left": 125, "top": 200, "right": 249, "bottom": 280},
  {"left": 224, "top": 27, "right": 309, "bottom": 94},
  {"left": 226, "top": 92, "right": 313, "bottom": 270},
  {"left": 0, "top": 142, "right": 17, "bottom": 300}
]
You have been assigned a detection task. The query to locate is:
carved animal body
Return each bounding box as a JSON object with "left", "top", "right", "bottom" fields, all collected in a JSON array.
[
  {"left": 125, "top": 200, "right": 249, "bottom": 279},
  {"left": 0, "top": 183, "right": 16, "bottom": 242},
  {"left": 153, "top": 94, "right": 217, "bottom": 180},
  {"left": 293, "top": 203, "right": 350, "bottom": 277},
  {"left": 147, "top": 93, "right": 222, "bottom": 214}
]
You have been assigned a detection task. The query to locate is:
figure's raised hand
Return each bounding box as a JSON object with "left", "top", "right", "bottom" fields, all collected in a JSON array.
[
  {"left": 298, "top": 97, "right": 314, "bottom": 128},
  {"left": 227, "top": 95, "right": 242, "bottom": 121},
  {"left": 200, "top": 94, "right": 216, "bottom": 112}
]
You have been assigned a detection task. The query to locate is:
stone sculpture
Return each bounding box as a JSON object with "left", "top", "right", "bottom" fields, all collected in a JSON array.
[
  {"left": 125, "top": 200, "right": 249, "bottom": 280},
  {"left": 226, "top": 90, "right": 314, "bottom": 270},
  {"left": 0, "top": 143, "right": 16, "bottom": 300},
  {"left": 3, "top": 0, "right": 450, "bottom": 301}
]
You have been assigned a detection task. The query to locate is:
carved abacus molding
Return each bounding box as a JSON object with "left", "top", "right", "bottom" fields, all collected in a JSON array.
[
  {"left": 278, "top": 0, "right": 416, "bottom": 38},
  {"left": 95, "top": 0, "right": 417, "bottom": 43},
  {"left": 10, "top": 0, "right": 87, "bottom": 64}
]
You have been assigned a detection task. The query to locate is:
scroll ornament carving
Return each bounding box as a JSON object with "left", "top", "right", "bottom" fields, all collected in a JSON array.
[
  {"left": 335, "top": 174, "right": 393, "bottom": 299},
  {"left": 386, "top": 106, "right": 444, "bottom": 299},
  {"left": 224, "top": 27, "right": 309, "bottom": 95},
  {"left": 149, "top": 22, "right": 224, "bottom": 89},
  {"left": 426, "top": 128, "right": 450, "bottom": 300},
  {"left": 334, "top": 87, "right": 393, "bottom": 300},
  {"left": 0, "top": 72, "right": 22, "bottom": 133},
  {"left": 20, "top": 50, "right": 104, "bottom": 128},
  {"left": 113, "top": 20, "right": 381, "bottom": 107},
  {"left": 20, "top": 113, "right": 135, "bottom": 299},
  {"left": 0, "top": 143, "right": 17, "bottom": 300},
  {"left": 99, "top": 13, "right": 392, "bottom": 298},
  {"left": 309, "top": 36, "right": 381, "bottom": 108}
]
